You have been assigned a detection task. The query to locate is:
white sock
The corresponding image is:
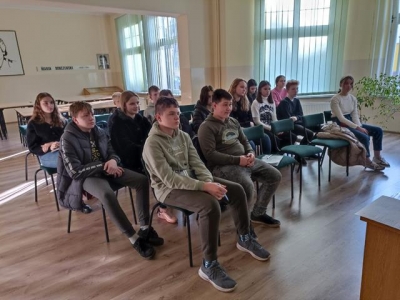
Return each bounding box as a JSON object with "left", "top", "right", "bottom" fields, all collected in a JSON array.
[
  {"left": 140, "top": 225, "right": 149, "bottom": 231},
  {"left": 128, "top": 233, "right": 140, "bottom": 244}
]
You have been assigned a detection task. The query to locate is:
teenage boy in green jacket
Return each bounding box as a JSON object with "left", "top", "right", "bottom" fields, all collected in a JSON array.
[
  {"left": 143, "top": 97, "right": 271, "bottom": 293},
  {"left": 198, "top": 89, "right": 282, "bottom": 232}
]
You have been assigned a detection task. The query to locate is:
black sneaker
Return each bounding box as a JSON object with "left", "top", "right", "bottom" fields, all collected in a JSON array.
[
  {"left": 138, "top": 227, "right": 164, "bottom": 246},
  {"left": 198, "top": 261, "right": 237, "bottom": 292},
  {"left": 132, "top": 237, "right": 155, "bottom": 259},
  {"left": 251, "top": 212, "right": 281, "bottom": 228},
  {"left": 249, "top": 224, "right": 258, "bottom": 240},
  {"left": 237, "top": 236, "right": 271, "bottom": 261}
]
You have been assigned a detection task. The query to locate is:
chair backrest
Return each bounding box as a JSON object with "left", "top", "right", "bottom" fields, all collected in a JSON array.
[
  {"left": 271, "top": 119, "right": 294, "bottom": 134},
  {"left": 324, "top": 110, "right": 332, "bottom": 123},
  {"left": 180, "top": 104, "right": 195, "bottom": 112},
  {"left": 181, "top": 111, "right": 193, "bottom": 121},
  {"left": 242, "top": 125, "right": 264, "bottom": 141},
  {"left": 303, "top": 113, "right": 325, "bottom": 128},
  {"left": 242, "top": 125, "right": 265, "bottom": 156},
  {"left": 95, "top": 114, "right": 111, "bottom": 123}
]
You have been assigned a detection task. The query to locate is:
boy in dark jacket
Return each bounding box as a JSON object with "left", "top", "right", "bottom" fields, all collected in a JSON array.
[
  {"left": 57, "top": 101, "right": 163, "bottom": 259},
  {"left": 276, "top": 80, "right": 315, "bottom": 144}
]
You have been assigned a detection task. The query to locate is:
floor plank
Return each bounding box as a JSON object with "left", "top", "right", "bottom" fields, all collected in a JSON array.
[{"left": 0, "top": 122, "right": 399, "bottom": 299}]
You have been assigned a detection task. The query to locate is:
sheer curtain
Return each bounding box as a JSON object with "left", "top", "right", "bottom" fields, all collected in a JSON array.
[
  {"left": 254, "top": 0, "right": 348, "bottom": 94},
  {"left": 115, "top": 14, "right": 181, "bottom": 94},
  {"left": 371, "top": 0, "right": 400, "bottom": 76}
]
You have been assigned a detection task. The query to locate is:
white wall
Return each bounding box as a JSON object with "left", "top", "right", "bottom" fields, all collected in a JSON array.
[{"left": 0, "top": 8, "right": 122, "bottom": 122}]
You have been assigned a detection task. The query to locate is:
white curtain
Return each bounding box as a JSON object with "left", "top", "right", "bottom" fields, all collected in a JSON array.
[
  {"left": 370, "top": 0, "right": 398, "bottom": 76},
  {"left": 115, "top": 14, "right": 180, "bottom": 94},
  {"left": 254, "top": 0, "right": 349, "bottom": 94}
]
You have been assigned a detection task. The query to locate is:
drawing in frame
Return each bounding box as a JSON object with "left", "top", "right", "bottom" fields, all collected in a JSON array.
[{"left": 0, "top": 30, "right": 25, "bottom": 76}]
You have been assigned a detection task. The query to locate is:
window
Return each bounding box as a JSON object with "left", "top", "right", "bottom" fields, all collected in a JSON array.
[
  {"left": 116, "top": 14, "right": 181, "bottom": 94},
  {"left": 254, "top": 0, "right": 348, "bottom": 94},
  {"left": 389, "top": 1, "right": 400, "bottom": 75}
]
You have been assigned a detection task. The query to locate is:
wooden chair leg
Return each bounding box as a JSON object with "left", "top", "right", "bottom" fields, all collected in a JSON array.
[{"left": 102, "top": 206, "right": 110, "bottom": 243}]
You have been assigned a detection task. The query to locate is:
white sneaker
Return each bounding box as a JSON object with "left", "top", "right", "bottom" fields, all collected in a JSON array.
[
  {"left": 373, "top": 156, "right": 390, "bottom": 168},
  {"left": 365, "top": 160, "right": 385, "bottom": 171}
]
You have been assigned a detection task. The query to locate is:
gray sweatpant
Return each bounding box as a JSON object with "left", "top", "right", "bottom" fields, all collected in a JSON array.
[
  {"left": 163, "top": 177, "right": 249, "bottom": 261},
  {"left": 212, "top": 158, "right": 282, "bottom": 215},
  {"left": 82, "top": 168, "right": 150, "bottom": 238}
]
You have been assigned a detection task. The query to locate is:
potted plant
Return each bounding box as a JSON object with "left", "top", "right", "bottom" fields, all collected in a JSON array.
[{"left": 354, "top": 73, "right": 400, "bottom": 126}]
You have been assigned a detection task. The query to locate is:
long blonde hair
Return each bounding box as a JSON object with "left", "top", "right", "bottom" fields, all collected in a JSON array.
[
  {"left": 228, "top": 78, "right": 250, "bottom": 112},
  {"left": 29, "top": 92, "right": 64, "bottom": 127}
]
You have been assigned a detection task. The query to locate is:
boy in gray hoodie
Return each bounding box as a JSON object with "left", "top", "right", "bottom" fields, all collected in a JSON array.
[
  {"left": 198, "top": 89, "right": 282, "bottom": 232},
  {"left": 143, "top": 97, "right": 271, "bottom": 293}
]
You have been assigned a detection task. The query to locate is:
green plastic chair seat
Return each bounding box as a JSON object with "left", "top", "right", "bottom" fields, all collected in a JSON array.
[
  {"left": 39, "top": 166, "right": 57, "bottom": 175},
  {"left": 281, "top": 145, "right": 322, "bottom": 157},
  {"left": 311, "top": 138, "right": 349, "bottom": 149},
  {"left": 180, "top": 104, "right": 195, "bottom": 112}
]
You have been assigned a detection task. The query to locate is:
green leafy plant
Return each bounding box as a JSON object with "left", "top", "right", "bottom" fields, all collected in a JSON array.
[{"left": 354, "top": 73, "right": 400, "bottom": 125}]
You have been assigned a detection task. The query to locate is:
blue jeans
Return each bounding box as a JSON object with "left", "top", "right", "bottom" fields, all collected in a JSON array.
[
  {"left": 332, "top": 115, "right": 383, "bottom": 157},
  {"left": 39, "top": 151, "right": 59, "bottom": 168}
]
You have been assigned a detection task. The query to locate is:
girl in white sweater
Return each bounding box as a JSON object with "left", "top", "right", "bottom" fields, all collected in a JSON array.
[{"left": 330, "top": 75, "right": 390, "bottom": 171}]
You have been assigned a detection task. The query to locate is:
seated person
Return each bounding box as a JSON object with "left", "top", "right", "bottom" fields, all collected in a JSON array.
[
  {"left": 107, "top": 91, "right": 122, "bottom": 133},
  {"left": 330, "top": 75, "right": 390, "bottom": 171},
  {"left": 27, "top": 92, "right": 66, "bottom": 168},
  {"left": 110, "top": 90, "right": 151, "bottom": 172},
  {"left": 159, "top": 89, "right": 194, "bottom": 138},
  {"left": 276, "top": 79, "right": 315, "bottom": 145},
  {"left": 57, "top": 101, "right": 163, "bottom": 259},
  {"left": 251, "top": 81, "right": 296, "bottom": 153},
  {"left": 143, "top": 97, "right": 271, "bottom": 293},
  {"left": 229, "top": 78, "right": 271, "bottom": 154},
  {"left": 271, "top": 75, "right": 287, "bottom": 107},
  {"left": 198, "top": 89, "right": 282, "bottom": 229},
  {"left": 246, "top": 79, "right": 257, "bottom": 104},
  {"left": 144, "top": 85, "right": 160, "bottom": 123},
  {"left": 192, "top": 85, "right": 214, "bottom": 134}
]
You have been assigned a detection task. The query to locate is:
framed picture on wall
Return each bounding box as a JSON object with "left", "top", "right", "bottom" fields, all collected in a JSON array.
[
  {"left": 97, "top": 54, "right": 110, "bottom": 70},
  {"left": 0, "top": 30, "right": 24, "bottom": 76}
]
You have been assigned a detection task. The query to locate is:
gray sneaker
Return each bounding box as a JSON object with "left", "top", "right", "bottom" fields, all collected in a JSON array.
[
  {"left": 373, "top": 156, "right": 390, "bottom": 168},
  {"left": 198, "top": 261, "right": 237, "bottom": 292},
  {"left": 237, "top": 236, "right": 271, "bottom": 261}
]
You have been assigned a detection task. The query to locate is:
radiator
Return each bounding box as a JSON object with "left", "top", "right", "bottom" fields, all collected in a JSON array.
[{"left": 301, "top": 101, "right": 331, "bottom": 116}]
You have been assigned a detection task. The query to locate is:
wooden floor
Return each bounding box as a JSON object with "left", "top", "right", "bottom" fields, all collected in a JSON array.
[{"left": 0, "top": 123, "right": 399, "bottom": 300}]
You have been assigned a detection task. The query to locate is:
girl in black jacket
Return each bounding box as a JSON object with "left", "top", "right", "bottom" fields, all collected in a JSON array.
[
  {"left": 192, "top": 85, "right": 213, "bottom": 134},
  {"left": 27, "top": 92, "right": 66, "bottom": 168},
  {"left": 110, "top": 91, "right": 151, "bottom": 173}
]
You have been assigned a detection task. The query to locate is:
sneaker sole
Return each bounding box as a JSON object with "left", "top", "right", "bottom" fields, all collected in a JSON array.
[
  {"left": 250, "top": 219, "right": 281, "bottom": 228},
  {"left": 141, "top": 250, "right": 156, "bottom": 260},
  {"left": 198, "top": 268, "right": 236, "bottom": 293},
  {"left": 236, "top": 242, "right": 271, "bottom": 261}
]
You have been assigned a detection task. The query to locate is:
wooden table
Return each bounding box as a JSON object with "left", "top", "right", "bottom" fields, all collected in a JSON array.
[
  {"left": 0, "top": 103, "right": 33, "bottom": 140},
  {"left": 15, "top": 100, "right": 116, "bottom": 125},
  {"left": 57, "top": 95, "right": 113, "bottom": 104},
  {"left": 356, "top": 196, "right": 400, "bottom": 300}
]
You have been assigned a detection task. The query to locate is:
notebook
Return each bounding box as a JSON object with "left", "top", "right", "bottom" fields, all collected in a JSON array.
[{"left": 261, "top": 154, "right": 284, "bottom": 166}]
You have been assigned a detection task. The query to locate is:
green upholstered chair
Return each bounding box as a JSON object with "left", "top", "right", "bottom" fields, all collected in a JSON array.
[
  {"left": 302, "top": 113, "right": 350, "bottom": 182},
  {"left": 271, "top": 118, "right": 322, "bottom": 194},
  {"left": 243, "top": 125, "right": 297, "bottom": 207}
]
